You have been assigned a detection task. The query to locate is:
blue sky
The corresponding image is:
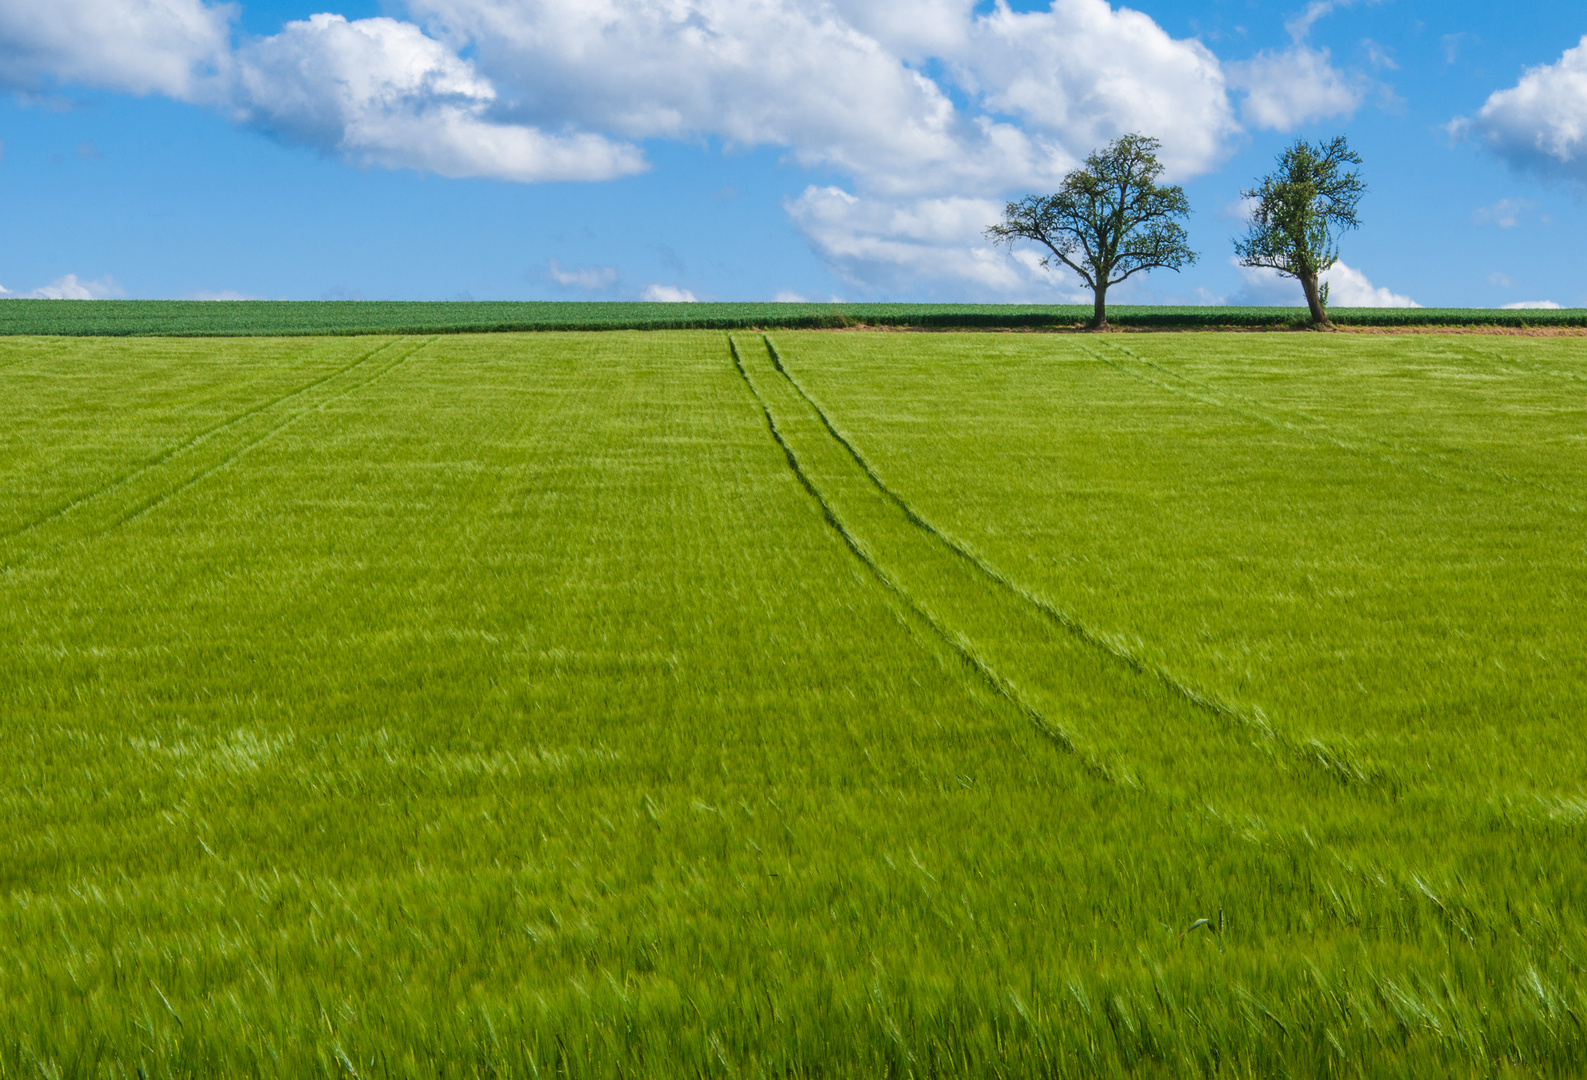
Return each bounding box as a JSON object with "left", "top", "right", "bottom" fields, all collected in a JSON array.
[{"left": 1, "top": 0, "right": 1583, "bottom": 306}]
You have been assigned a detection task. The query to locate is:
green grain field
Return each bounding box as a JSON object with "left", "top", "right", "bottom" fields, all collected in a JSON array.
[
  {"left": 2, "top": 329, "right": 1585, "bottom": 1078},
  {"left": 2, "top": 299, "right": 1586, "bottom": 336}
]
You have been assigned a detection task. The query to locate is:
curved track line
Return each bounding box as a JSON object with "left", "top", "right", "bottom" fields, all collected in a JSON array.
[
  {"left": 2, "top": 337, "right": 406, "bottom": 541},
  {"left": 763, "top": 335, "right": 1383, "bottom": 788},
  {"left": 1091, "top": 339, "right": 1561, "bottom": 504},
  {"left": 104, "top": 337, "right": 434, "bottom": 536},
  {"left": 2, "top": 338, "right": 433, "bottom": 572},
  {"left": 728, "top": 336, "right": 1094, "bottom": 773},
  {"left": 1082, "top": 342, "right": 1485, "bottom": 494}
]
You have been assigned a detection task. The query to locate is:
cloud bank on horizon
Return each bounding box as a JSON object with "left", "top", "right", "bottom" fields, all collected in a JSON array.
[
  {"left": 0, "top": 0, "right": 1580, "bottom": 303},
  {"left": 0, "top": 273, "right": 123, "bottom": 299}
]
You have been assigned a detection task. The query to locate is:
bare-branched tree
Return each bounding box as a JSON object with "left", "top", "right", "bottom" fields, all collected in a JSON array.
[
  {"left": 986, "top": 133, "right": 1195, "bottom": 330},
  {"left": 1234, "top": 136, "right": 1366, "bottom": 329}
]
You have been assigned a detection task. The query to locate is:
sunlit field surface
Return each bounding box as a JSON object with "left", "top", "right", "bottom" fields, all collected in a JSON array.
[
  {"left": 1, "top": 299, "right": 1585, "bottom": 336},
  {"left": 2, "top": 330, "right": 1584, "bottom": 1077}
]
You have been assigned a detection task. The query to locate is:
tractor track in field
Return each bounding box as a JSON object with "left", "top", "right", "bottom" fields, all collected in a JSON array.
[
  {"left": 1082, "top": 342, "right": 1482, "bottom": 493},
  {"left": 1, "top": 337, "right": 433, "bottom": 569},
  {"left": 728, "top": 335, "right": 1092, "bottom": 772},
  {"left": 1, "top": 337, "right": 410, "bottom": 543},
  {"left": 765, "top": 340, "right": 1280, "bottom": 751},
  {"left": 104, "top": 337, "right": 433, "bottom": 534},
  {"left": 1104, "top": 339, "right": 1572, "bottom": 498},
  {"left": 1089, "top": 340, "right": 1573, "bottom": 507},
  {"left": 761, "top": 334, "right": 1385, "bottom": 791}
]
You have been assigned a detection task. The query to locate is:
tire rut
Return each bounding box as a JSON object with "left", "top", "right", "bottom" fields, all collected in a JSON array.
[
  {"left": 760, "top": 333, "right": 1388, "bottom": 795},
  {"left": 105, "top": 338, "right": 432, "bottom": 535},
  {"left": 2, "top": 337, "right": 407, "bottom": 543},
  {"left": 728, "top": 335, "right": 1089, "bottom": 769},
  {"left": 1092, "top": 340, "right": 1573, "bottom": 507},
  {"left": 1, "top": 337, "right": 432, "bottom": 571}
]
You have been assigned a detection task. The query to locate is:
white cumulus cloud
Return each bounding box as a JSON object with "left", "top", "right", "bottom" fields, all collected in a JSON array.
[
  {"left": 786, "top": 184, "right": 1088, "bottom": 299},
  {"left": 21, "top": 273, "right": 125, "bottom": 299},
  {"left": 233, "top": 14, "right": 645, "bottom": 182},
  {"left": 185, "top": 289, "right": 264, "bottom": 300},
  {"left": 0, "top": 2, "right": 644, "bottom": 183},
  {"left": 0, "top": 0, "right": 229, "bottom": 99},
  {"left": 1465, "top": 35, "right": 1587, "bottom": 183},
  {"left": 408, "top": 0, "right": 1240, "bottom": 187},
  {"left": 949, "top": 0, "right": 1236, "bottom": 180},
  {"left": 1500, "top": 300, "right": 1562, "bottom": 310},
  {"left": 640, "top": 285, "right": 697, "bottom": 302},
  {"left": 1471, "top": 197, "right": 1532, "bottom": 228},
  {"left": 412, "top": 0, "right": 997, "bottom": 193},
  {"left": 1228, "top": 45, "right": 1363, "bottom": 130},
  {"left": 1230, "top": 260, "right": 1417, "bottom": 308},
  {"left": 1322, "top": 261, "right": 1419, "bottom": 307},
  {"left": 1224, "top": 0, "right": 1366, "bottom": 132},
  {"left": 547, "top": 259, "right": 619, "bottom": 290}
]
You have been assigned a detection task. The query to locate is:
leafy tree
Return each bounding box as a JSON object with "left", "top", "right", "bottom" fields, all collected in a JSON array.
[
  {"left": 1234, "top": 136, "right": 1366, "bottom": 328},
  {"left": 986, "top": 133, "right": 1195, "bottom": 330}
]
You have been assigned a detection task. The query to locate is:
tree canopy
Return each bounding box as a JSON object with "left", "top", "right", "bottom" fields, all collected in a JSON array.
[
  {"left": 1233, "top": 136, "right": 1366, "bottom": 328},
  {"left": 986, "top": 133, "right": 1195, "bottom": 330}
]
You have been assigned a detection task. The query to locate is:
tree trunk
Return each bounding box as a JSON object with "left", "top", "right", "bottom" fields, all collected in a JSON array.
[
  {"left": 1300, "top": 271, "right": 1332, "bottom": 328},
  {"left": 1089, "top": 283, "right": 1110, "bottom": 330}
]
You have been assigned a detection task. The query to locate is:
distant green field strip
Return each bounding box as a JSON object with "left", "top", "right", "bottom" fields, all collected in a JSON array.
[
  {"left": 3, "top": 299, "right": 1587, "bottom": 335},
  {"left": 762, "top": 333, "right": 1392, "bottom": 801},
  {"left": 0, "top": 336, "right": 406, "bottom": 542},
  {"left": 1090, "top": 339, "right": 1573, "bottom": 503},
  {"left": 729, "top": 335, "right": 1085, "bottom": 766},
  {"left": 1, "top": 337, "right": 430, "bottom": 569}
]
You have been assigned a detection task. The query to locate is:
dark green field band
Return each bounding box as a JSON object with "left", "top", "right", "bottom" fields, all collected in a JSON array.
[{"left": 2, "top": 299, "right": 1584, "bottom": 336}]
